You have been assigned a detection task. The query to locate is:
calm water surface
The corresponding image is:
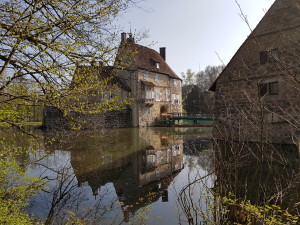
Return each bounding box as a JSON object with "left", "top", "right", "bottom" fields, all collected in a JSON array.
[{"left": 26, "top": 127, "right": 215, "bottom": 224}]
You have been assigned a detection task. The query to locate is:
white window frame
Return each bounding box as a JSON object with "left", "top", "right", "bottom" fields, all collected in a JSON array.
[
  {"left": 156, "top": 170, "right": 161, "bottom": 179},
  {"left": 172, "top": 94, "right": 175, "bottom": 104},
  {"left": 172, "top": 94, "right": 180, "bottom": 105},
  {"left": 166, "top": 89, "right": 170, "bottom": 101},
  {"left": 176, "top": 94, "right": 180, "bottom": 105},
  {"left": 144, "top": 71, "right": 149, "bottom": 80},
  {"left": 145, "top": 86, "right": 154, "bottom": 99},
  {"left": 155, "top": 88, "right": 162, "bottom": 101}
]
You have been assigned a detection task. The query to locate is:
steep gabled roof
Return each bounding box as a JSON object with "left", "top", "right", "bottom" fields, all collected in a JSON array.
[
  {"left": 209, "top": 0, "right": 300, "bottom": 91},
  {"left": 116, "top": 41, "right": 181, "bottom": 80}
]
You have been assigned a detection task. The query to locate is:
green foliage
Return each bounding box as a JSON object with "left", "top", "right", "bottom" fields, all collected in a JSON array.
[
  {"left": 183, "top": 85, "right": 212, "bottom": 114},
  {"left": 0, "top": 145, "right": 43, "bottom": 224},
  {"left": 181, "top": 69, "right": 196, "bottom": 85},
  {"left": 64, "top": 211, "right": 86, "bottom": 225},
  {"left": 179, "top": 189, "right": 299, "bottom": 225},
  {"left": 0, "top": 0, "right": 134, "bottom": 129},
  {"left": 0, "top": 0, "right": 137, "bottom": 223},
  {"left": 0, "top": 83, "right": 34, "bottom": 124},
  {"left": 181, "top": 65, "right": 223, "bottom": 115},
  {"left": 215, "top": 193, "right": 299, "bottom": 225},
  {"left": 128, "top": 192, "right": 156, "bottom": 225},
  {"left": 181, "top": 65, "right": 224, "bottom": 91}
]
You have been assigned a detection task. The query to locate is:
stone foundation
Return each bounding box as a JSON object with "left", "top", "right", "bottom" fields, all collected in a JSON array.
[{"left": 43, "top": 106, "right": 132, "bottom": 130}]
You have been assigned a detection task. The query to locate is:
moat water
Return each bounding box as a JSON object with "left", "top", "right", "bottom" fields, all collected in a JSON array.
[
  {"left": 4, "top": 127, "right": 300, "bottom": 224},
  {"left": 25, "top": 127, "right": 215, "bottom": 224}
]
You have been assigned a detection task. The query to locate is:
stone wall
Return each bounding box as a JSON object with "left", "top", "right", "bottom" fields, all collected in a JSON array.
[
  {"left": 136, "top": 70, "right": 182, "bottom": 127},
  {"left": 213, "top": 0, "right": 300, "bottom": 144},
  {"left": 114, "top": 69, "right": 183, "bottom": 127},
  {"left": 43, "top": 106, "right": 69, "bottom": 130},
  {"left": 43, "top": 106, "right": 132, "bottom": 130}
]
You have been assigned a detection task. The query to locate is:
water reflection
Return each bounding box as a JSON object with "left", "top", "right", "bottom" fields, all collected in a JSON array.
[
  {"left": 4, "top": 126, "right": 300, "bottom": 224},
  {"left": 26, "top": 127, "right": 213, "bottom": 224},
  {"left": 68, "top": 129, "right": 184, "bottom": 221},
  {"left": 214, "top": 140, "right": 300, "bottom": 223}
]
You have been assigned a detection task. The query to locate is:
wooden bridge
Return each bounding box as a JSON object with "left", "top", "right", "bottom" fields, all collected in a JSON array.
[{"left": 157, "top": 113, "right": 213, "bottom": 127}]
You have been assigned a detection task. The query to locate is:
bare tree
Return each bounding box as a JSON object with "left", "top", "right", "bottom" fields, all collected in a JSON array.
[{"left": 177, "top": 0, "right": 300, "bottom": 224}]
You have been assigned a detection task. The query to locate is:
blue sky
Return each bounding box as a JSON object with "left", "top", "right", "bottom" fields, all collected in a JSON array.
[{"left": 116, "top": 0, "right": 276, "bottom": 77}]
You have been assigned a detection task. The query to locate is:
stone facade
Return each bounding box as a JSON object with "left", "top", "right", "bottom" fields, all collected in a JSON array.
[
  {"left": 118, "top": 69, "right": 182, "bottom": 127},
  {"left": 210, "top": 0, "right": 300, "bottom": 144},
  {"left": 115, "top": 34, "right": 182, "bottom": 127},
  {"left": 43, "top": 106, "right": 132, "bottom": 130},
  {"left": 43, "top": 34, "right": 182, "bottom": 129},
  {"left": 43, "top": 67, "right": 132, "bottom": 130},
  {"left": 43, "top": 106, "right": 69, "bottom": 130}
]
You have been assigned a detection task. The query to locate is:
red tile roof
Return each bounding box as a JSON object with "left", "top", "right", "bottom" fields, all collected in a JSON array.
[{"left": 117, "top": 43, "right": 181, "bottom": 80}]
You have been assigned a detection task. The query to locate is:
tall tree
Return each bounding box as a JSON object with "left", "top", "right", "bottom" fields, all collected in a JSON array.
[
  {"left": 182, "top": 65, "right": 224, "bottom": 114},
  {"left": 181, "top": 68, "right": 195, "bottom": 85},
  {"left": 0, "top": 0, "right": 134, "bottom": 126},
  {"left": 195, "top": 65, "right": 224, "bottom": 91},
  {"left": 0, "top": 1, "right": 136, "bottom": 223}
]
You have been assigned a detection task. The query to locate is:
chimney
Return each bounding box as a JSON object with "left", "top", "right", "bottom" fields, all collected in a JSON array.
[
  {"left": 121, "top": 32, "right": 127, "bottom": 42},
  {"left": 160, "top": 47, "right": 166, "bottom": 61},
  {"left": 127, "top": 33, "right": 135, "bottom": 43}
]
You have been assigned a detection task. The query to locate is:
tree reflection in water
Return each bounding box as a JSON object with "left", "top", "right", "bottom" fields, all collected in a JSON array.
[
  {"left": 173, "top": 136, "right": 300, "bottom": 224},
  {"left": 26, "top": 128, "right": 213, "bottom": 224},
  {"left": 9, "top": 127, "right": 299, "bottom": 224},
  {"left": 215, "top": 141, "right": 300, "bottom": 210}
]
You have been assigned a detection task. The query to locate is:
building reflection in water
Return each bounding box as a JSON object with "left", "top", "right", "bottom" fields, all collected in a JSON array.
[{"left": 42, "top": 128, "right": 184, "bottom": 222}]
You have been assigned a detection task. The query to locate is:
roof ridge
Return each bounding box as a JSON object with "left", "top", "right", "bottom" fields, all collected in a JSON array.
[{"left": 118, "top": 42, "right": 181, "bottom": 80}]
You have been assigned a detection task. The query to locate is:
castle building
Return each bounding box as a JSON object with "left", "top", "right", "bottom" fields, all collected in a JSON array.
[
  {"left": 115, "top": 32, "right": 182, "bottom": 127},
  {"left": 43, "top": 33, "right": 182, "bottom": 129}
]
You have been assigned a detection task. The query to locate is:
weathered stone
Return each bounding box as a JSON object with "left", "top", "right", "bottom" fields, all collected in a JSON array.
[
  {"left": 43, "top": 33, "right": 182, "bottom": 129},
  {"left": 210, "top": 0, "right": 300, "bottom": 144},
  {"left": 43, "top": 106, "right": 132, "bottom": 130}
]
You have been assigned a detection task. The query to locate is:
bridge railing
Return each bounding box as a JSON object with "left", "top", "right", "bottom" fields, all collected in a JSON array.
[
  {"left": 156, "top": 113, "right": 214, "bottom": 126},
  {"left": 167, "top": 112, "right": 213, "bottom": 119}
]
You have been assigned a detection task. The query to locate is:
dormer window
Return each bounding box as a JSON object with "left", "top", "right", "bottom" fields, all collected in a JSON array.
[
  {"left": 156, "top": 62, "right": 160, "bottom": 69},
  {"left": 151, "top": 58, "right": 160, "bottom": 69}
]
